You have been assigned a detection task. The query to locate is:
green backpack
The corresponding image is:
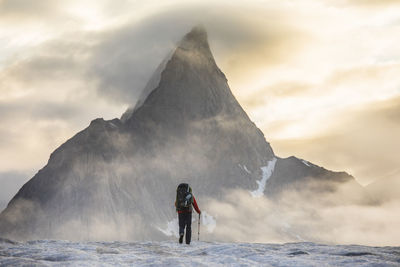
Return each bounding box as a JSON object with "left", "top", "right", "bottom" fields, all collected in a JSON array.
[{"left": 176, "top": 183, "right": 193, "bottom": 211}]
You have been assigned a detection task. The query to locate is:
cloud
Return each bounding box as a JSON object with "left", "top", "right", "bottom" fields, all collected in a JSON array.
[
  {"left": 0, "top": 0, "right": 60, "bottom": 19},
  {"left": 270, "top": 96, "right": 400, "bottom": 185},
  {"left": 87, "top": 17, "right": 179, "bottom": 104},
  {"left": 201, "top": 186, "right": 400, "bottom": 246},
  {"left": 366, "top": 170, "right": 400, "bottom": 202},
  {"left": 240, "top": 81, "right": 313, "bottom": 109},
  {"left": 326, "top": 64, "right": 400, "bottom": 90},
  {"left": 0, "top": 99, "right": 84, "bottom": 122},
  {"left": 88, "top": 4, "right": 308, "bottom": 105},
  {"left": 0, "top": 32, "right": 124, "bottom": 173},
  {"left": 323, "top": 0, "right": 400, "bottom": 10},
  {"left": 242, "top": 61, "right": 400, "bottom": 143},
  {"left": 343, "top": 0, "right": 400, "bottom": 7}
]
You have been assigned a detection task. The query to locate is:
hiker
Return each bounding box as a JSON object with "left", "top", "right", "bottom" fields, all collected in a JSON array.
[{"left": 175, "top": 183, "right": 201, "bottom": 244}]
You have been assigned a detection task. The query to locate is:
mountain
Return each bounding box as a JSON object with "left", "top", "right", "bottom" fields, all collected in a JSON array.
[{"left": 0, "top": 26, "right": 364, "bottom": 241}]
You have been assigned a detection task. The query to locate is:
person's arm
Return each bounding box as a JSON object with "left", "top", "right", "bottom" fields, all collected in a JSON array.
[{"left": 192, "top": 196, "right": 201, "bottom": 214}]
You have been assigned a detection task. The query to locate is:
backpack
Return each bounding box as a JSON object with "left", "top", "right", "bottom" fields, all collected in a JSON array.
[{"left": 176, "top": 183, "right": 193, "bottom": 211}]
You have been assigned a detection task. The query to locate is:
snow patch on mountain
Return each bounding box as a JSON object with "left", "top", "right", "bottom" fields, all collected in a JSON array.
[
  {"left": 302, "top": 160, "right": 311, "bottom": 167},
  {"left": 251, "top": 158, "right": 277, "bottom": 197}
]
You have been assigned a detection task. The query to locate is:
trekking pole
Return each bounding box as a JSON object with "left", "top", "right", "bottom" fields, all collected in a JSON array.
[{"left": 198, "top": 213, "right": 201, "bottom": 241}]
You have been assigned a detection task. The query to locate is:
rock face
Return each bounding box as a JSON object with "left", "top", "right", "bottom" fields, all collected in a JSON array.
[{"left": 0, "top": 26, "right": 363, "bottom": 241}]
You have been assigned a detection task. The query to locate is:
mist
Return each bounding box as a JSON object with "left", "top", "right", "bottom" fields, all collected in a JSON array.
[{"left": 200, "top": 183, "right": 400, "bottom": 246}]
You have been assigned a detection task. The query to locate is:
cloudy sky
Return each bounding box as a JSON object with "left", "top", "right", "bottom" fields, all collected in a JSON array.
[{"left": 1, "top": 0, "right": 399, "bottom": 208}]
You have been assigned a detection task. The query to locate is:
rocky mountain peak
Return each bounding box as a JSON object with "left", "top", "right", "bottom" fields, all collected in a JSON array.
[
  {"left": 121, "top": 25, "right": 216, "bottom": 123},
  {"left": 123, "top": 25, "right": 243, "bottom": 126},
  {"left": 178, "top": 25, "right": 210, "bottom": 52}
]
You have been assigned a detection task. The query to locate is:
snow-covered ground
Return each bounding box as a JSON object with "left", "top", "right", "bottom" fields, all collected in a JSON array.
[{"left": 0, "top": 238, "right": 399, "bottom": 266}]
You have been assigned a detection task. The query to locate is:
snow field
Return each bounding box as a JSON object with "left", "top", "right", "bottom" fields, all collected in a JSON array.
[{"left": 0, "top": 239, "right": 399, "bottom": 266}]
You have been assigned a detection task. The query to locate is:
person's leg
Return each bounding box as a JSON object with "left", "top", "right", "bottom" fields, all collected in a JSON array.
[
  {"left": 178, "top": 213, "right": 185, "bottom": 243},
  {"left": 185, "top": 212, "right": 192, "bottom": 244}
]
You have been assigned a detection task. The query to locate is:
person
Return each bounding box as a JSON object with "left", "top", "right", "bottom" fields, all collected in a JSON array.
[{"left": 175, "top": 183, "right": 201, "bottom": 244}]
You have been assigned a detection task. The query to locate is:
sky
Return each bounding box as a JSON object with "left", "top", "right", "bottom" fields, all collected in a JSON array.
[{"left": 0, "top": 0, "right": 399, "bottom": 208}]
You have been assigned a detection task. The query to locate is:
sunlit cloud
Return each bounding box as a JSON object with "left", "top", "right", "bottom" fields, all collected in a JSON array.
[{"left": 270, "top": 96, "right": 400, "bottom": 185}]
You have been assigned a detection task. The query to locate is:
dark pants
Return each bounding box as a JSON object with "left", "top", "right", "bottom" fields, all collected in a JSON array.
[{"left": 178, "top": 212, "right": 192, "bottom": 244}]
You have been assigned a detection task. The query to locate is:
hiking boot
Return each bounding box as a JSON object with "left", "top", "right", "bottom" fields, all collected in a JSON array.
[{"left": 179, "top": 234, "right": 184, "bottom": 244}]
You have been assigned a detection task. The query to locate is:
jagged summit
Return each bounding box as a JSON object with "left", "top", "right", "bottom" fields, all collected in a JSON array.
[
  {"left": 121, "top": 26, "right": 212, "bottom": 122},
  {"left": 122, "top": 25, "right": 223, "bottom": 123},
  {"left": 183, "top": 25, "right": 207, "bottom": 41},
  {"left": 177, "top": 25, "right": 210, "bottom": 53},
  {"left": 122, "top": 25, "right": 243, "bottom": 127}
]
